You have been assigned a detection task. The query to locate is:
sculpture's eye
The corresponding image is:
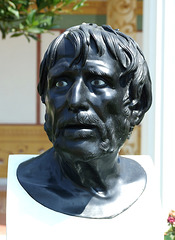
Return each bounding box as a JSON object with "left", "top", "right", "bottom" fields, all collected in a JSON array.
[
  {"left": 91, "top": 79, "right": 107, "bottom": 88},
  {"left": 56, "top": 80, "right": 68, "bottom": 88}
]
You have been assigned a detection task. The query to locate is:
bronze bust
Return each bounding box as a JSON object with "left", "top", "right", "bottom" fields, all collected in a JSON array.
[{"left": 17, "top": 23, "right": 152, "bottom": 219}]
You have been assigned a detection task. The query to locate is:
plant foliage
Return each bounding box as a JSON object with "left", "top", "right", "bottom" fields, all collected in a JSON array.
[
  {"left": 165, "top": 210, "right": 175, "bottom": 240},
  {"left": 0, "top": 0, "right": 85, "bottom": 41}
]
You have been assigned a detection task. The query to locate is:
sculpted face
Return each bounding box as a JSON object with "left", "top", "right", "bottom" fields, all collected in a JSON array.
[{"left": 44, "top": 38, "right": 132, "bottom": 160}]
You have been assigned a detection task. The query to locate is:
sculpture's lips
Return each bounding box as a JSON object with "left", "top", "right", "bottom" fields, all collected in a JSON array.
[
  {"left": 62, "top": 124, "right": 97, "bottom": 139},
  {"left": 64, "top": 124, "right": 96, "bottom": 130}
]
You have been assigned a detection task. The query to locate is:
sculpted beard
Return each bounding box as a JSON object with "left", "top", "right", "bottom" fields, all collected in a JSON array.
[
  {"left": 44, "top": 106, "right": 131, "bottom": 156},
  {"left": 44, "top": 112, "right": 110, "bottom": 153}
]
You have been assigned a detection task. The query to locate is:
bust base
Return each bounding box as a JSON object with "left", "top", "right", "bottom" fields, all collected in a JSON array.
[{"left": 7, "top": 155, "right": 163, "bottom": 240}]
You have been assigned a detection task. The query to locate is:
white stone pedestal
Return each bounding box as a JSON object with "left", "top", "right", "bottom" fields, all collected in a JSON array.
[{"left": 6, "top": 155, "right": 163, "bottom": 240}]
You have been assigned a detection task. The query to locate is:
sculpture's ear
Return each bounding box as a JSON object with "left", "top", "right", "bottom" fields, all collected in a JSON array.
[{"left": 128, "top": 74, "right": 152, "bottom": 126}]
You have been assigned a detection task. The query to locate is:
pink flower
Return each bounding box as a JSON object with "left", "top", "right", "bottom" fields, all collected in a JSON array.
[{"left": 167, "top": 216, "right": 175, "bottom": 225}]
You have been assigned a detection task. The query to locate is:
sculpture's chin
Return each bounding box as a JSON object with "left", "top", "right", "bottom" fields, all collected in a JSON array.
[
  {"left": 53, "top": 138, "right": 105, "bottom": 160},
  {"left": 52, "top": 135, "right": 124, "bottom": 164}
]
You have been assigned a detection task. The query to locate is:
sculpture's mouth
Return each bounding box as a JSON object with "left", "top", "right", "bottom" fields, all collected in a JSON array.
[
  {"left": 64, "top": 124, "right": 96, "bottom": 130},
  {"left": 62, "top": 123, "right": 97, "bottom": 139}
]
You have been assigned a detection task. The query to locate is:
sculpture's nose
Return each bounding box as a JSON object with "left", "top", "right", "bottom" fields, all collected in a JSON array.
[{"left": 66, "top": 78, "right": 89, "bottom": 112}]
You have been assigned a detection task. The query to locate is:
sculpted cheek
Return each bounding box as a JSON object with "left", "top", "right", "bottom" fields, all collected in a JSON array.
[
  {"left": 46, "top": 93, "right": 65, "bottom": 113},
  {"left": 105, "top": 94, "right": 124, "bottom": 115}
]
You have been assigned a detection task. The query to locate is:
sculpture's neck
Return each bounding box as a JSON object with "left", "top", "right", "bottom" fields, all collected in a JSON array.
[{"left": 56, "top": 150, "right": 120, "bottom": 197}]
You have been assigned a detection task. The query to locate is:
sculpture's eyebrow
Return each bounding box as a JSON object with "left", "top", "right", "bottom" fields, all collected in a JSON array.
[
  {"left": 83, "top": 62, "right": 118, "bottom": 82},
  {"left": 47, "top": 61, "right": 70, "bottom": 78},
  {"left": 85, "top": 68, "right": 113, "bottom": 80}
]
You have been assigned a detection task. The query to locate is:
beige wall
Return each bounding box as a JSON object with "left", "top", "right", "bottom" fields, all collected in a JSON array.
[
  {"left": 0, "top": 36, "right": 37, "bottom": 123},
  {"left": 0, "top": 32, "right": 60, "bottom": 124}
]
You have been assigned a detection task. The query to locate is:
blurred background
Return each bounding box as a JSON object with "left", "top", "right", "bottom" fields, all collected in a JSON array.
[{"left": 0, "top": 0, "right": 175, "bottom": 237}]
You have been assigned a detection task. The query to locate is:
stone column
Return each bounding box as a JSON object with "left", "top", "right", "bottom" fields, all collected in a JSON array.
[
  {"left": 143, "top": 0, "right": 175, "bottom": 209},
  {"left": 107, "top": 0, "right": 137, "bottom": 40}
]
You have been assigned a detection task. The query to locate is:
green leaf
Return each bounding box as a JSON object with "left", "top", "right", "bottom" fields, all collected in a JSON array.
[
  {"left": 26, "top": 9, "right": 36, "bottom": 24},
  {"left": 16, "top": 0, "right": 29, "bottom": 4},
  {"left": 31, "top": 20, "right": 40, "bottom": 26},
  {"left": 0, "top": 0, "right": 86, "bottom": 40},
  {"left": 24, "top": 33, "right": 31, "bottom": 42},
  {"left": 165, "top": 234, "right": 172, "bottom": 240},
  {"left": 38, "top": 15, "right": 53, "bottom": 26},
  {"left": 53, "top": 0, "right": 61, "bottom": 5},
  {"left": 7, "top": 6, "right": 20, "bottom": 18},
  {"left": 11, "top": 32, "right": 24, "bottom": 37},
  {"left": 27, "top": 27, "right": 44, "bottom": 34},
  {"left": 36, "top": 0, "right": 54, "bottom": 10},
  {"left": 28, "top": 33, "right": 39, "bottom": 40},
  {"left": 8, "top": 1, "right": 16, "bottom": 9},
  {"left": 0, "top": 9, "right": 5, "bottom": 15},
  {"left": 73, "top": 0, "right": 85, "bottom": 10}
]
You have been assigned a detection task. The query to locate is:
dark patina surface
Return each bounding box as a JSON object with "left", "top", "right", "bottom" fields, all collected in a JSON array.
[{"left": 17, "top": 23, "right": 152, "bottom": 219}]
